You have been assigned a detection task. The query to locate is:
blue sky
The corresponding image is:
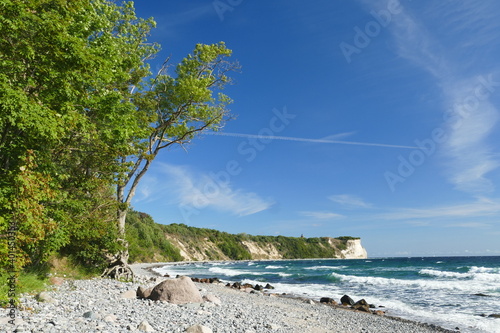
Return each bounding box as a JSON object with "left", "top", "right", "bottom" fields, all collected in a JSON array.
[{"left": 131, "top": 0, "right": 500, "bottom": 257}]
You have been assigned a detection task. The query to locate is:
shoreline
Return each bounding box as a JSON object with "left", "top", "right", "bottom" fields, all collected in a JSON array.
[
  {"left": 129, "top": 262, "right": 457, "bottom": 333},
  {"left": 0, "top": 261, "right": 458, "bottom": 332}
]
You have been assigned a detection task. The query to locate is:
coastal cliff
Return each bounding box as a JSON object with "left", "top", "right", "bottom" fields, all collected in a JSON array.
[
  {"left": 164, "top": 234, "right": 368, "bottom": 261},
  {"left": 339, "top": 239, "right": 368, "bottom": 259},
  {"left": 126, "top": 211, "right": 368, "bottom": 262}
]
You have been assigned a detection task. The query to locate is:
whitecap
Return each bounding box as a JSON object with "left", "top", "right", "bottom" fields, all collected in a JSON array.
[
  {"left": 419, "top": 269, "right": 472, "bottom": 279},
  {"left": 265, "top": 265, "right": 284, "bottom": 269},
  {"left": 305, "top": 265, "right": 345, "bottom": 270},
  {"left": 209, "top": 267, "right": 254, "bottom": 277}
]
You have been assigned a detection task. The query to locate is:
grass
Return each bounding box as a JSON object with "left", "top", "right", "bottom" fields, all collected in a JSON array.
[
  {"left": 0, "top": 270, "right": 47, "bottom": 308},
  {"left": 0, "top": 255, "right": 100, "bottom": 308}
]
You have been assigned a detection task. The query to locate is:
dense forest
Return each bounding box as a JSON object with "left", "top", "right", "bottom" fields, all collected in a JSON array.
[
  {"left": 125, "top": 211, "right": 359, "bottom": 263},
  {"left": 0, "top": 0, "right": 237, "bottom": 305}
]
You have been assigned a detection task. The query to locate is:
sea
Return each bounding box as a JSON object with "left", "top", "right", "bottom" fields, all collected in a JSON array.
[{"left": 153, "top": 256, "right": 500, "bottom": 333}]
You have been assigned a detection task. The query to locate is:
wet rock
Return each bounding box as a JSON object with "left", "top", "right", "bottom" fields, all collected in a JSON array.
[
  {"left": 340, "top": 295, "right": 355, "bottom": 306},
  {"left": 320, "top": 297, "right": 337, "bottom": 305},
  {"left": 352, "top": 299, "right": 370, "bottom": 313},
  {"left": 209, "top": 277, "right": 220, "bottom": 284}
]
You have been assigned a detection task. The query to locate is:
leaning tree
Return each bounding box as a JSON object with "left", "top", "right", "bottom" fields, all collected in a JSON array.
[{"left": 102, "top": 42, "right": 240, "bottom": 280}]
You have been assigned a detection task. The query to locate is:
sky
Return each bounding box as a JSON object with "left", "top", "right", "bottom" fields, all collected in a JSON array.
[{"left": 130, "top": 0, "right": 500, "bottom": 257}]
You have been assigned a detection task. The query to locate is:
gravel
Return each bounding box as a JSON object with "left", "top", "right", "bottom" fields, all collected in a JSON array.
[{"left": 0, "top": 264, "right": 456, "bottom": 333}]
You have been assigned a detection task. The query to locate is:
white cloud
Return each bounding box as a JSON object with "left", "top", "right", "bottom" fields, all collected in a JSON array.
[
  {"left": 160, "top": 163, "right": 274, "bottom": 216},
  {"left": 300, "top": 211, "right": 344, "bottom": 220},
  {"left": 328, "top": 194, "right": 372, "bottom": 208},
  {"left": 382, "top": 1, "right": 500, "bottom": 194},
  {"left": 443, "top": 79, "right": 500, "bottom": 193},
  {"left": 445, "top": 222, "right": 491, "bottom": 228},
  {"left": 380, "top": 197, "right": 500, "bottom": 221}
]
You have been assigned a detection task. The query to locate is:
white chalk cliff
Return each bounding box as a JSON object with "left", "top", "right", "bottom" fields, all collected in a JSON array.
[
  {"left": 163, "top": 233, "right": 368, "bottom": 261},
  {"left": 339, "top": 239, "right": 368, "bottom": 259}
]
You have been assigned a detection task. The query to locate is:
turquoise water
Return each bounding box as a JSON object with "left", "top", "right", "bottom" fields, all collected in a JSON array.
[{"left": 154, "top": 256, "right": 500, "bottom": 333}]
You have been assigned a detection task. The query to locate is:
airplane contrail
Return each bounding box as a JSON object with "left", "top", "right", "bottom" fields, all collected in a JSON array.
[{"left": 206, "top": 132, "right": 418, "bottom": 149}]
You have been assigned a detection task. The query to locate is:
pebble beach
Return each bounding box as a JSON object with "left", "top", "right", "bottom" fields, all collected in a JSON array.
[{"left": 0, "top": 263, "right": 456, "bottom": 333}]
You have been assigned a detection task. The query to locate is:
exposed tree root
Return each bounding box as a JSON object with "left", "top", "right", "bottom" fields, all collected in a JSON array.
[{"left": 101, "top": 239, "right": 134, "bottom": 281}]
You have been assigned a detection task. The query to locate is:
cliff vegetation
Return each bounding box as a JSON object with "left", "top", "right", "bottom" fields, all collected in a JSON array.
[{"left": 125, "top": 211, "right": 362, "bottom": 262}]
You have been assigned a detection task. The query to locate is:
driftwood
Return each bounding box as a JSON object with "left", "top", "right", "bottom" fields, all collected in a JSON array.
[{"left": 101, "top": 239, "right": 134, "bottom": 281}]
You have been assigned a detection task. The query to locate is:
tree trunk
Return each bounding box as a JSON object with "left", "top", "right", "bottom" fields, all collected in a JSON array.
[
  {"left": 118, "top": 207, "right": 127, "bottom": 236},
  {"left": 101, "top": 208, "right": 134, "bottom": 280},
  {"left": 101, "top": 237, "right": 134, "bottom": 280}
]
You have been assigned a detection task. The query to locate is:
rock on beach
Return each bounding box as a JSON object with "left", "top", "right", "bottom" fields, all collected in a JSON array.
[{"left": 0, "top": 263, "right": 456, "bottom": 333}]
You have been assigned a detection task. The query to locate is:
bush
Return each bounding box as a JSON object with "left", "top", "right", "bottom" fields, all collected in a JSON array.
[{"left": 126, "top": 211, "right": 182, "bottom": 262}]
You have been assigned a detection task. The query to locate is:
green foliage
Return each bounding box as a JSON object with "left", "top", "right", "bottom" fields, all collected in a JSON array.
[
  {"left": 160, "top": 222, "right": 356, "bottom": 260},
  {"left": 125, "top": 211, "right": 182, "bottom": 263},
  {"left": 0, "top": 0, "right": 158, "bottom": 276},
  {"left": 116, "top": 42, "right": 239, "bottom": 237},
  {"left": 336, "top": 236, "right": 360, "bottom": 241},
  {"left": 0, "top": 268, "right": 48, "bottom": 308},
  {"left": 251, "top": 235, "right": 339, "bottom": 259}
]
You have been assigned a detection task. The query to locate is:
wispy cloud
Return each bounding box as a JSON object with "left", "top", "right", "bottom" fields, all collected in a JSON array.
[
  {"left": 329, "top": 194, "right": 372, "bottom": 209},
  {"left": 164, "top": 163, "right": 274, "bottom": 216},
  {"left": 443, "top": 80, "right": 500, "bottom": 193},
  {"left": 136, "top": 163, "right": 274, "bottom": 217},
  {"left": 382, "top": 0, "right": 500, "bottom": 194},
  {"left": 445, "top": 222, "right": 491, "bottom": 228},
  {"left": 380, "top": 197, "right": 500, "bottom": 221},
  {"left": 156, "top": 4, "right": 214, "bottom": 29},
  {"left": 206, "top": 132, "right": 417, "bottom": 149},
  {"left": 300, "top": 211, "right": 345, "bottom": 220}
]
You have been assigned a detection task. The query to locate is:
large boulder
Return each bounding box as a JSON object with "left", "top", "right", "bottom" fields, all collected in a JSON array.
[{"left": 148, "top": 276, "right": 203, "bottom": 304}]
